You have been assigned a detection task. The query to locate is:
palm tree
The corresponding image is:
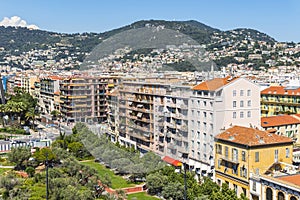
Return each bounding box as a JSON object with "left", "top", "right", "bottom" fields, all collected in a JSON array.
[
  {"left": 0, "top": 104, "right": 6, "bottom": 127},
  {"left": 25, "top": 108, "right": 39, "bottom": 129}
]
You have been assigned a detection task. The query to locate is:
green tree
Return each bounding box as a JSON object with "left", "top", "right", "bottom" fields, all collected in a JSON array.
[
  {"left": 33, "top": 147, "right": 56, "bottom": 164},
  {"left": 25, "top": 107, "right": 39, "bottom": 129},
  {"left": 25, "top": 166, "right": 35, "bottom": 177},
  {"left": 162, "top": 181, "right": 184, "bottom": 200},
  {"left": 146, "top": 172, "right": 168, "bottom": 195},
  {"left": 7, "top": 146, "right": 31, "bottom": 170}
]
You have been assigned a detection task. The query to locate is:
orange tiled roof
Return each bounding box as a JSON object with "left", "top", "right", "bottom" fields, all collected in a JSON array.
[
  {"left": 277, "top": 174, "right": 300, "bottom": 187},
  {"left": 192, "top": 76, "right": 237, "bottom": 91},
  {"left": 261, "top": 86, "right": 300, "bottom": 96},
  {"left": 54, "top": 91, "right": 60, "bottom": 95},
  {"left": 42, "top": 75, "right": 63, "bottom": 80},
  {"left": 215, "top": 126, "right": 293, "bottom": 147},
  {"left": 261, "top": 115, "right": 300, "bottom": 128}
]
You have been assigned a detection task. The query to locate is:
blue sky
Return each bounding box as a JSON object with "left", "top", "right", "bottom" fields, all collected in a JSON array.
[{"left": 0, "top": 0, "right": 299, "bottom": 42}]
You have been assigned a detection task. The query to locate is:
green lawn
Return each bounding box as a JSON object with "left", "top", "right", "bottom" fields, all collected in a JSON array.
[
  {"left": 0, "top": 168, "right": 11, "bottom": 174},
  {"left": 127, "top": 192, "right": 159, "bottom": 200},
  {"left": 81, "top": 161, "right": 135, "bottom": 189}
]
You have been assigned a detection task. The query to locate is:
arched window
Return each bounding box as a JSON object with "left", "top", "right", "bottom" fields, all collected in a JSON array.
[
  {"left": 266, "top": 187, "right": 273, "bottom": 200},
  {"left": 277, "top": 191, "right": 284, "bottom": 200},
  {"left": 290, "top": 196, "right": 297, "bottom": 200}
]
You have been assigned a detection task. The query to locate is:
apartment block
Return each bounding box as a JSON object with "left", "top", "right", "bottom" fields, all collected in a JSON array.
[
  {"left": 188, "top": 77, "right": 261, "bottom": 175},
  {"left": 39, "top": 75, "right": 62, "bottom": 115},
  {"left": 117, "top": 76, "right": 192, "bottom": 160},
  {"left": 59, "top": 76, "right": 108, "bottom": 123},
  {"left": 261, "top": 114, "right": 300, "bottom": 145},
  {"left": 261, "top": 86, "right": 300, "bottom": 117},
  {"left": 214, "top": 126, "right": 293, "bottom": 199}
]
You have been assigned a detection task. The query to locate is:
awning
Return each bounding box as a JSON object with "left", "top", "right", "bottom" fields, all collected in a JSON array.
[
  {"left": 137, "top": 112, "right": 143, "bottom": 118},
  {"left": 162, "top": 156, "right": 182, "bottom": 167},
  {"left": 137, "top": 104, "right": 143, "bottom": 108}
]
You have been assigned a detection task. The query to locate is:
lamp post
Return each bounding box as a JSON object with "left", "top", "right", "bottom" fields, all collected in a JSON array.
[
  {"left": 182, "top": 153, "right": 188, "bottom": 200},
  {"left": 45, "top": 152, "right": 49, "bottom": 200},
  {"left": 184, "top": 162, "right": 187, "bottom": 200}
]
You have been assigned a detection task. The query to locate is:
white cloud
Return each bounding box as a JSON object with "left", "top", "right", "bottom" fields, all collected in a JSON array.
[{"left": 0, "top": 16, "right": 39, "bottom": 30}]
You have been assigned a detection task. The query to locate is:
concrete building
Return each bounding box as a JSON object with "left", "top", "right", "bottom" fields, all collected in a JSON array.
[
  {"left": 39, "top": 75, "right": 62, "bottom": 115},
  {"left": 189, "top": 77, "right": 261, "bottom": 175},
  {"left": 261, "top": 114, "right": 300, "bottom": 145},
  {"left": 59, "top": 76, "right": 108, "bottom": 124},
  {"left": 261, "top": 86, "right": 300, "bottom": 117}
]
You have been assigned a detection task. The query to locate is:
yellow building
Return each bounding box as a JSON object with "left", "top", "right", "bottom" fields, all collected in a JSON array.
[
  {"left": 261, "top": 86, "right": 300, "bottom": 117},
  {"left": 214, "top": 126, "right": 293, "bottom": 199}
]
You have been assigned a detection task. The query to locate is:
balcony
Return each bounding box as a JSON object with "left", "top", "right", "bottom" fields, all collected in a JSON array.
[{"left": 220, "top": 156, "right": 239, "bottom": 165}]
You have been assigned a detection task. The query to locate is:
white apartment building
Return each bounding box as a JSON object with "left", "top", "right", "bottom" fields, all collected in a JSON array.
[{"left": 188, "top": 76, "right": 261, "bottom": 175}]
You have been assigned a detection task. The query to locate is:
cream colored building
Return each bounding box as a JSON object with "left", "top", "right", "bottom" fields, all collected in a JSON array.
[{"left": 188, "top": 77, "right": 261, "bottom": 175}]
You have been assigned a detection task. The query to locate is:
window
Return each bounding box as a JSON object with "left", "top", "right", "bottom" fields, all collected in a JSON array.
[
  {"left": 240, "top": 100, "right": 244, "bottom": 107},
  {"left": 225, "top": 147, "right": 229, "bottom": 158},
  {"left": 217, "top": 179, "right": 221, "bottom": 185},
  {"left": 233, "top": 90, "right": 237, "bottom": 97},
  {"left": 232, "top": 148, "right": 238, "bottom": 162},
  {"left": 247, "top": 111, "right": 251, "bottom": 118},
  {"left": 191, "top": 130, "right": 194, "bottom": 138},
  {"left": 255, "top": 168, "right": 259, "bottom": 175},
  {"left": 233, "top": 184, "right": 238, "bottom": 195},
  {"left": 247, "top": 89, "right": 251, "bottom": 96},
  {"left": 233, "top": 112, "right": 236, "bottom": 118},
  {"left": 240, "top": 90, "right": 244, "bottom": 96},
  {"left": 191, "top": 110, "right": 194, "bottom": 117},
  {"left": 203, "top": 101, "right": 207, "bottom": 106},
  {"left": 252, "top": 181, "right": 256, "bottom": 192},
  {"left": 240, "top": 111, "right": 244, "bottom": 118},
  {"left": 218, "top": 159, "right": 221, "bottom": 169},
  {"left": 286, "top": 148, "right": 290, "bottom": 158},
  {"left": 203, "top": 112, "right": 207, "bottom": 118},
  {"left": 248, "top": 100, "right": 251, "bottom": 107},
  {"left": 255, "top": 152, "right": 259, "bottom": 162},
  {"left": 242, "top": 188, "right": 246, "bottom": 196},
  {"left": 275, "top": 149, "right": 278, "bottom": 162},
  {"left": 216, "top": 144, "right": 222, "bottom": 154},
  {"left": 242, "top": 151, "right": 246, "bottom": 161},
  {"left": 240, "top": 167, "right": 247, "bottom": 178},
  {"left": 233, "top": 101, "right": 237, "bottom": 108}
]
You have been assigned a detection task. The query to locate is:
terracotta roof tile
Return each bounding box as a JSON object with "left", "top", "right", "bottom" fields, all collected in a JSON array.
[
  {"left": 215, "top": 126, "right": 293, "bottom": 147},
  {"left": 261, "top": 115, "right": 300, "bottom": 127},
  {"left": 261, "top": 86, "right": 300, "bottom": 96},
  {"left": 192, "top": 76, "right": 237, "bottom": 91},
  {"left": 277, "top": 174, "right": 300, "bottom": 187}
]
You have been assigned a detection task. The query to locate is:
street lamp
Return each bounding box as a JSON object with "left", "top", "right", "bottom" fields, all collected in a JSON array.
[
  {"left": 182, "top": 153, "right": 189, "bottom": 200},
  {"left": 45, "top": 152, "right": 49, "bottom": 200}
]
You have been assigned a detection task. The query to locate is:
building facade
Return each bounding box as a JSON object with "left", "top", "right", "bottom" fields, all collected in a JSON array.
[
  {"left": 214, "top": 126, "right": 293, "bottom": 199},
  {"left": 261, "top": 86, "right": 300, "bottom": 117},
  {"left": 189, "top": 77, "right": 261, "bottom": 175},
  {"left": 261, "top": 114, "right": 300, "bottom": 145},
  {"left": 59, "top": 76, "right": 108, "bottom": 124}
]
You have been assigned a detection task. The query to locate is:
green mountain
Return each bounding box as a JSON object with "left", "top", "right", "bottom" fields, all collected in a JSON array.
[{"left": 0, "top": 19, "right": 276, "bottom": 65}]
